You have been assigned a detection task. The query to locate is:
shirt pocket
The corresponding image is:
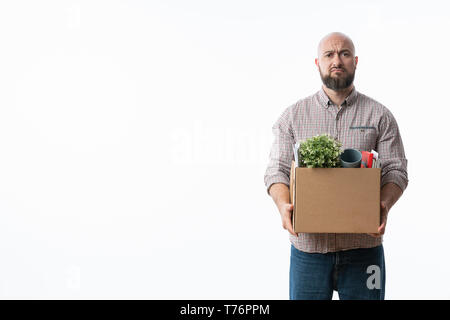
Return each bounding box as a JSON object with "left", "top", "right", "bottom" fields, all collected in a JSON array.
[{"left": 344, "top": 127, "right": 378, "bottom": 151}]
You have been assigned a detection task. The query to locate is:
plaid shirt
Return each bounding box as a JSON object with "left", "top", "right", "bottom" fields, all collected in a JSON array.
[{"left": 264, "top": 86, "right": 408, "bottom": 253}]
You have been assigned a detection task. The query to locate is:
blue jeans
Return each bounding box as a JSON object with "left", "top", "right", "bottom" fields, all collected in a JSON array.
[{"left": 289, "top": 244, "right": 385, "bottom": 300}]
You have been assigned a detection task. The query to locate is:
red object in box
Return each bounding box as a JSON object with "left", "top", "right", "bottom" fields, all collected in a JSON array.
[{"left": 361, "top": 151, "right": 373, "bottom": 168}]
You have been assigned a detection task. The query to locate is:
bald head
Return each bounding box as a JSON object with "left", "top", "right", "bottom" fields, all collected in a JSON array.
[
  {"left": 315, "top": 32, "right": 358, "bottom": 91},
  {"left": 317, "top": 32, "right": 355, "bottom": 58}
]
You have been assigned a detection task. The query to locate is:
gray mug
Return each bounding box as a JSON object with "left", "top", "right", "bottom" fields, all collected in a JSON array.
[{"left": 340, "top": 149, "right": 362, "bottom": 168}]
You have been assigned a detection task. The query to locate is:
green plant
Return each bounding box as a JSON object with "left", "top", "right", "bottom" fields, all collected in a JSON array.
[{"left": 298, "top": 134, "right": 342, "bottom": 168}]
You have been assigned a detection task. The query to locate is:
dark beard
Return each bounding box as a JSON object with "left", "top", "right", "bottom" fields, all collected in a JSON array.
[{"left": 320, "top": 69, "right": 355, "bottom": 91}]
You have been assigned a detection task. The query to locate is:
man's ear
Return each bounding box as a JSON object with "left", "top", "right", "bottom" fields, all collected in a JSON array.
[
  {"left": 315, "top": 58, "right": 319, "bottom": 68},
  {"left": 354, "top": 56, "right": 358, "bottom": 68}
]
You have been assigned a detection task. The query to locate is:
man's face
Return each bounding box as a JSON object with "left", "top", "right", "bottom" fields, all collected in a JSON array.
[{"left": 315, "top": 36, "right": 358, "bottom": 91}]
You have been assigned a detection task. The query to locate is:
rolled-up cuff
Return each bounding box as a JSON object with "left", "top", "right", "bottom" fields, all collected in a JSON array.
[
  {"left": 381, "top": 171, "right": 408, "bottom": 193},
  {"left": 265, "top": 175, "right": 290, "bottom": 195}
]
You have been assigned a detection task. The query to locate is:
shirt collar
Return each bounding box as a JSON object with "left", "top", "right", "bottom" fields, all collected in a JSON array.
[{"left": 318, "top": 86, "right": 358, "bottom": 109}]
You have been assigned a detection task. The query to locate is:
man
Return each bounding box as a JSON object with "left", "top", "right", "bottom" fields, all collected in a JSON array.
[{"left": 264, "top": 32, "right": 408, "bottom": 300}]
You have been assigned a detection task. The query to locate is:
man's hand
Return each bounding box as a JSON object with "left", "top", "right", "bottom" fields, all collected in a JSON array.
[
  {"left": 368, "top": 200, "right": 389, "bottom": 238},
  {"left": 278, "top": 203, "right": 297, "bottom": 236},
  {"left": 268, "top": 183, "right": 297, "bottom": 236}
]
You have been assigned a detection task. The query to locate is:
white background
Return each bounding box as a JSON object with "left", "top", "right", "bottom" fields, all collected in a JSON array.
[{"left": 0, "top": 0, "right": 448, "bottom": 299}]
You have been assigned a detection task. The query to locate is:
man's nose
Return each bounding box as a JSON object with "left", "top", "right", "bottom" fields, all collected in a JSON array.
[{"left": 332, "top": 54, "right": 343, "bottom": 67}]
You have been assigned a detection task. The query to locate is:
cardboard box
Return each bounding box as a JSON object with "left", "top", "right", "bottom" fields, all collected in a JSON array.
[{"left": 289, "top": 161, "right": 381, "bottom": 233}]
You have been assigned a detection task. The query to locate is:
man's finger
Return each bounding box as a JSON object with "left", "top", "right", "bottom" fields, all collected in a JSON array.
[
  {"left": 285, "top": 219, "right": 297, "bottom": 236},
  {"left": 368, "top": 233, "right": 381, "bottom": 238}
]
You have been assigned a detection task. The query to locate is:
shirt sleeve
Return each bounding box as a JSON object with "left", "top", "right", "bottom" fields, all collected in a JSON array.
[
  {"left": 377, "top": 108, "right": 409, "bottom": 193},
  {"left": 264, "top": 108, "right": 295, "bottom": 195}
]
